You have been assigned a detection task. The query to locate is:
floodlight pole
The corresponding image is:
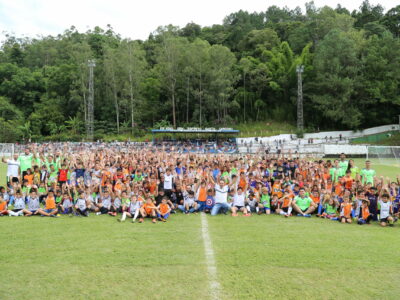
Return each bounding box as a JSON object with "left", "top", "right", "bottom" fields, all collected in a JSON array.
[
  {"left": 87, "top": 59, "right": 96, "bottom": 141},
  {"left": 296, "top": 65, "right": 304, "bottom": 131}
]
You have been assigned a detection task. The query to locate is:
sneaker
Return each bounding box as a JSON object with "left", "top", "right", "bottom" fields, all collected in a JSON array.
[
  {"left": 132, "top": 219, "right": 136, "bottom": 223},
  {"left": 232, "top": 213, "right": 238, "bottom": 217},
  {"left": 304, "top": 214, "right": 311, "bottom": 218},
  {"left": 117, "top": 218, "right": 123, "bottom": 222},
  {"left": 96, "top": 212, "right": 101, "bottom": 216},
  {"left": 243, "top": 213, "right": 251, "bottom": 217},
  {"left": 297, "top": 213, "right": 303, "bottom": 217},
  {"left": 85, "top": 211, "right": 89, "bottom": 217},
  {"left": 152, "top": 219, "right": 156, "bottom": 224},
  {"left": 57, "top": 214, "right": 61, "bottom": 217},
  {"left": 284, "top": 214, "right": 289, "bottom": 218},
  {"left": 161, "top": 218, "right": 167, "bottom": 222},
  {"left": 138, "top": 218, "right": 144, "bottom": 223}
]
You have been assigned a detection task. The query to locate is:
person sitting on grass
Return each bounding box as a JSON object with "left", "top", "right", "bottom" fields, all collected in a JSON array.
[
  {"left": 75, "top": 190, "right": 89, "bottom": 217},
  {"left": 22, "top": 189, "right": 48, "bottom": 217},
  {"left": 358, "top": 199, "right": 372, "bottom": 225},
  {"left": 96, "top": 186, "right": 113, "bottom": 215},
  {"left": 179, "top": 190, "right": 197, "bottom": 214},
  {"left": 378, "top": 193, "right": 395, "bottom": 227},
  {"left": 210, "top": 178, "right": 231, "bottom": 216},
  {"left": 340, "top": 195, "right": 352, "bottom": 224},
  {"left": 231, "top": 184, "right": 250, "bottom": 217},
  {"left": 119, "top": 195, "right": 141, "bottom": 223},
  {"left": 321, "top": 194, "right": 339, "bottom": 221},
  {"left": 139, "top": 197, "right": 158, "bottom": 223},
  {"left": 204, "top": 189, "right": 215, "bottom": 213},
  {"left": 275, "top": 192, "right": 293, "bottom": 217},
  {"left": 245, "top": 192, "right": 259, "bottom": 214},
  {"left": 60, "top": 192, "right": 73, "bottom": 215},
  {"left": 157, "top": 197, "right": 171, "bottom": 222},
  {"left": 0, "top": 195, "right": 8, "bottom": 216},
  {"left": 42, "top": 190, "right": 59, "bottom": 217},
  {"left": 7, "top": 190, "right": 25, "bottom": 216},
  {"left": 292, "top": 188, "right": 316, "bottom": 217},
  {"left": 259, "top": 187, "right": 271, "bottom": 215}
]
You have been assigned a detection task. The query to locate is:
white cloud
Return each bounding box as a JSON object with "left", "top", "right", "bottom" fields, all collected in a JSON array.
[{"left": 0, "top": 0, "right": 396, "bottom": 41}]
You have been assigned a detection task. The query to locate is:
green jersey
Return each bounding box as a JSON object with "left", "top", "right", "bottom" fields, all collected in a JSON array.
[
  {"left": 324, "top": 203, "right": 337, "bottom": 215},
  {"left": 260, "top": 193, "right": 270, "bottom": 208},
  {"left": 18, "top": 154, "right": 33, "bottom": 173},
  {"left": 329, "top": 167, "right": 344, "bottom": 183},
  {"left": 350, "top": 167, "right": 359, "bottom": 180},
  {"left": 295, "top": 196, "right": 312, "bottom": 211},
  {"left": 122, "top": 198, "right": 130, "bottom": 206},
  {"left": 339, "top": 160, "right": 348, "bottom": 173},
  {"left": 360, "top": 168, "right": 376, "bottom": 185}
]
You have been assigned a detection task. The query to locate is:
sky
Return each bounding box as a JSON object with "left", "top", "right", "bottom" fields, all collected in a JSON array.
[{"left": 0, "top": 0, "right": 396, "bottom": 41}]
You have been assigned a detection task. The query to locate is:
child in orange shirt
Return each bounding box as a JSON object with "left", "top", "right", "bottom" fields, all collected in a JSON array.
[
  {"left": 139, "top": 197, "right": 157, "bottom": 223},
  {"left": 357, "top": 199, "right": 372, "bottom": 225},
  {"left": 0, "top": 195, "right": 8, "bottom": 216},
  {"left": 340, "top": 196, "right": 352, "bottom": 224},
  {"left": 157, "top": 197, "right": 171, "bottom": 222}
]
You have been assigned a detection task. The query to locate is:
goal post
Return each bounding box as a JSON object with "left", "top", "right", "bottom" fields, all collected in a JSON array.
[{"left": 366, "top": 146, "right": 400, "bottom": 166}]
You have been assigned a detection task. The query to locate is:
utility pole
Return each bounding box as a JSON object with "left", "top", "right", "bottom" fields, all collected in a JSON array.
[
  {"left": 296, "top": 65, "right": 304, "bottom": 131},
  {"left": 87, "top": 59, "right": 96, "bottom": 141}
]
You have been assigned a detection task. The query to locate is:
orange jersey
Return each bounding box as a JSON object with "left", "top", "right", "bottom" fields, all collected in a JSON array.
[
  {"left": 272, "top": 183, "right": 282, "bottom": 198},
  {"left": 143, "top": 203, "right": 155, "bottom": 214},
  {"left": 0, "top": 201, "right": 7, "bottom": 211},
  {"left": 45, "top": 196, "right": 56, "bottom": 210},
  {"left": 24, "top": 174, "right": 34, "bottom": 186},
  {"left": 341, "top": 203, "right": 352, "bottom": 218},
  {"left": 238, "top": 178, "right": 247, "bottom": 190},
  {"left": 198, "top": 187, "right": 207, "bottom": 202},
  {"left": 342, "top": 177, "right": 353, "bottom": 190},
  {"left": 334, "top": 184, "right": 343, "bottom": 196},
  {"left": 149, "top": 181, "right": 157, "bottom": 195},
  {"left": 361, "top": 206, "right": 370, "bottom": 220},
  {"left": 159, "top": 203, "right": 170, "bottom": 214},
  {"left": 310, "top": 195, "right": 320, "bottom": 204}
]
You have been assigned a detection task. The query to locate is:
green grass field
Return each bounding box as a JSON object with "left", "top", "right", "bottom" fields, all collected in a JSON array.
[
  {"left": 1, "top": 158, "right": 400, "bottom": 299},
  {"left": 1, "top": 214, "right": 399, "bottom": 300}
]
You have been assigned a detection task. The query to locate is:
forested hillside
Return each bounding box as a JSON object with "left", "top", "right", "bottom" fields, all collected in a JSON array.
[{"left": 0, "top": 1, "right": 399, "bottom": 141}]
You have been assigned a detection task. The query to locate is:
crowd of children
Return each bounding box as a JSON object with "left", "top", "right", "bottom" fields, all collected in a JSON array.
[{"left": 1, "top": 145, "right": 399, "bottom": 227}]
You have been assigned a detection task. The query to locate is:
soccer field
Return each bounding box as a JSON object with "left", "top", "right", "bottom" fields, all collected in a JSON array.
[{"left": 1, "top": 214, "right": 399, "bottom": 300}]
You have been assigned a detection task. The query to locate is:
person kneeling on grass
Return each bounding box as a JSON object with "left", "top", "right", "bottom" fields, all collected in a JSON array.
[
  {"left": 119, "top": 195, "right": 141, "bottom": 223},
  {"left": 292, "top": 188, "right": 316, "bottom": 217},
  {"left": 139, "top": 197, "right": 158, "bottom": 223},
  {"left": 378, "top": 194, "right": 395, "bottom": 227},
  {"left": 157, "top": 197, "right": 171, "bottom": 222}
]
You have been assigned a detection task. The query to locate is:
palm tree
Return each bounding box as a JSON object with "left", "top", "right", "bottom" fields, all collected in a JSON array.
[
  {"left": 18, "top": 121, "right": 32, "bottom": 142},
  {"left": 65, "top": 116, "right": 82, "bottom": 135}
]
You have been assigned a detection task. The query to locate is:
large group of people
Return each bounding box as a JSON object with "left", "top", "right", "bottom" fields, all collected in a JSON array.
[{"left": 0, "top": 144, "right": 399, "bottom": 227}]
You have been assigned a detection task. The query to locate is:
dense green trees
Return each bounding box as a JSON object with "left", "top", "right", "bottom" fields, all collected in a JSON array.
[{"left": 0, "top": 1, "right": 399, "bottom": 141}]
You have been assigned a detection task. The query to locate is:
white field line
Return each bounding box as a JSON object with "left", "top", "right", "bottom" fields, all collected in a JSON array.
[{"left": 201, "top": 213, "right": 221, "bottom": 300}]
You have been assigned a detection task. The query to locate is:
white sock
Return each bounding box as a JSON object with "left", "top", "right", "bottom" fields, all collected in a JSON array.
[
  {"left": 279, "top": 211, "right": 286, "bottom": 216},
  {"left": 256, "top": 207, "right": 259, "bottom": 213},
  {"left": 246, "top": 205, "right": 251, "bottom": 212},
  {"left": 121, "top": 212, "right": 126, "bottom": 221},
  {"left": 288, "top": 207, "right": 292, "bottom": 215},
  {"left": 133, "top": 210, "right": 139, "bottom": 221},
  {"left": 8, "top": 211, "right": 18, "bottom": 216}
]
